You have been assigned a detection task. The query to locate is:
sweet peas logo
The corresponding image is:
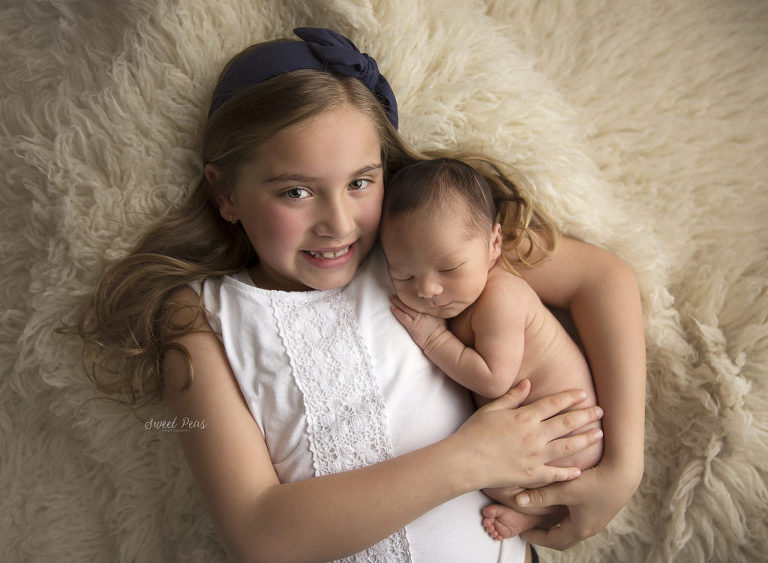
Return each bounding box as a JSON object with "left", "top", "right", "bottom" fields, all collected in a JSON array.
[{"left": 144, "top": 416, "right": 207, "bottom": 432}]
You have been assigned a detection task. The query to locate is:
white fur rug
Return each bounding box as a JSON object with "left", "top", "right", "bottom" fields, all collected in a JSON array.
[{"left": 2, "top": 1, "right": 766, "bottom": 561}]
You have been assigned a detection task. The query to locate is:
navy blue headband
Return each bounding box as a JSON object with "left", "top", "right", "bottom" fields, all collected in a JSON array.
[{"left": 208, "top": 27, "right": 398, "bottom": 129}]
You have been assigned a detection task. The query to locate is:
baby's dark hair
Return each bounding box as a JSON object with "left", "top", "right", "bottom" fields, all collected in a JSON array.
[
  {"left": 382, "top": 158, "right": 496, "bottom": 238},
  {"left": 382, "top": 154, "right": 560, "bottom": 273}
]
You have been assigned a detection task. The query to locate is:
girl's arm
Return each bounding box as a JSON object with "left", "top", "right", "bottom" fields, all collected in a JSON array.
[
  {"left": 389, "top": 294, "right": 524, "bottom": 399},
  {"left": 165, "top": 287, "right": 604, "bottom": 562},
  {"left": 517, "top": 236, "right": 646, "bottom": 549}
]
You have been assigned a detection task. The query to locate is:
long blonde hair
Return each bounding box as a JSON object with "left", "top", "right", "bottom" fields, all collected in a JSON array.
[{"left": 77, "top": 43, "right": 421, "bottom": 406}]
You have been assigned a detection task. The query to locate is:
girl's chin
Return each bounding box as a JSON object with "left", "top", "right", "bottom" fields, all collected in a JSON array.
[
  {"left": 249, "top": 264, "right": 355, "bottom": 292},
  {"left": 307, "top": 276, "right": 354, "bottom": 291},
  {"left": 300, "top": 264, "right": 359, "bottom": 291}
]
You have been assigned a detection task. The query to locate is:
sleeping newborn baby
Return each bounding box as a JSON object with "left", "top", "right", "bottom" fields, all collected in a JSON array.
[{"left": 379, "top": 158, "right": 604, "bottom": 539}]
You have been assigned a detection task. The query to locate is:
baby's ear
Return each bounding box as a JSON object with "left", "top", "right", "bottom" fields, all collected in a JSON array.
[{"left": 489, "top": 223, "right": 502, "bottom": 260}]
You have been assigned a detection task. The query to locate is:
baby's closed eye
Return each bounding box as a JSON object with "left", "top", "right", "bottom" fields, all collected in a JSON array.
[{"left": 439, "top": 263, "right": 465, "bottom": 274}]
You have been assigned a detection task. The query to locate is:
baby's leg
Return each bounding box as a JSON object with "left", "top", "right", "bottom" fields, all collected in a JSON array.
[
  {"left": 482, "top": 502, "right": 567, "bottom": 541},
  {"left": 481, "top": 486, "right": 565, "bottom": 540}
]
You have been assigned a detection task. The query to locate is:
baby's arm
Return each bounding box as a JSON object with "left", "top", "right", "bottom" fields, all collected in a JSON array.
[
  {"left": 165, "top": 287, "right": 603, "bottom": 562},
  {"left": 389, "top": 290, "right": 525, "bottom": 399}
]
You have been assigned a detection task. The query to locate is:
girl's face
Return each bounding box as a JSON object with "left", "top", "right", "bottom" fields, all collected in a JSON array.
[
  {"left": 381, "top": 199, "right": 502, "bottom": 319},
  {"left": 214, "top": 105, "right": 384, "bottom": 291}
]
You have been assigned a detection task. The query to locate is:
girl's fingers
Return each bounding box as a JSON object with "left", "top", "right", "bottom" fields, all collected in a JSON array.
[
  {"left": 545, "top": 405, "right": 604, "bottom": 442},
  {"left": 547, "top": 427, "right": 603, "bottom": 461},
  {"left": 527, "top": 389, "right": 589, "bottom": 422},
  {"left": 515, "top": 462, "right": 582, "bottom": 491},
  {"left": 515, "top": 479, "right": 572, "bottom": 510},
  {"left": 483, "top": 379, "right": 531, "bottom": 411},
  {"left": 521, "top": 518, "right": 579, "bottom": 551},
  {"left": 543, "top": 465, "right": 583, "bottom": 485}
]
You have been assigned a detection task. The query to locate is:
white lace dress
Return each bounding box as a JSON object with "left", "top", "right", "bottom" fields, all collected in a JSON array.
[{"left": 200, "top": 248, "right": 525, "bottom": 562}]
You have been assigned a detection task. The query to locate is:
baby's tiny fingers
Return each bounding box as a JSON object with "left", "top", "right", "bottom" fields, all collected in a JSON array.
[
  {"left": 390, "top": 295, "right": 416, "bottom": 315},
  {"left": 390, "top": 305, "right": 413, "bottom": 324}
]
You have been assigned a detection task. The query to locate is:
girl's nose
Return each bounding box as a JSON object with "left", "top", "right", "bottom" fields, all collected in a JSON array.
[
  {"left": 416, "top": 278, "right": 443, "bottom": 299},
  {"left": 315, "top": 196, "right": 355, "bottom": 238}
]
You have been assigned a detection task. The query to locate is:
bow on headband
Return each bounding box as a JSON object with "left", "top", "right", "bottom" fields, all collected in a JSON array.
[{"left": 208, "top": 27, "right": 399, "bottom": 129}]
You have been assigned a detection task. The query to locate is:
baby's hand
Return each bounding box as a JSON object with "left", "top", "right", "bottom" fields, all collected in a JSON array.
[{"left": 389, "top": 295, "right": 447, "bottom": 350}]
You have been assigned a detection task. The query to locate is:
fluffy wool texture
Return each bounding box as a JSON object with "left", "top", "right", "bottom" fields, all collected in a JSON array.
[{"left": 1, "top": 0, "right": 766, "bottom": 561}]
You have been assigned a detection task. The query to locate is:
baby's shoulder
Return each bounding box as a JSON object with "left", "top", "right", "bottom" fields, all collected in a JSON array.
[
  {"left": 484, "top": 265, "right": 537, "bottom": 303},
  {"left": 474, "top": 266, "right": 537, "bottom": 320}
]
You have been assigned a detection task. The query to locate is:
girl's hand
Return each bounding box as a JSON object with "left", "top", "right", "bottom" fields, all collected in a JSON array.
[
  {"left": 516, "top": 458, "right": 642, "bottom": 550},
  {"left": 455, "top": 380, "right": 605, "bottom": 491},
  {"left": 389, "top": 295, "right": 447, "bottom": 350}
]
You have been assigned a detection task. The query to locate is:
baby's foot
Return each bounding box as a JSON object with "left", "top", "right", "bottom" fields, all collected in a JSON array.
[{"left": 481, "top": 504, "right": 542, "bottom": 540}]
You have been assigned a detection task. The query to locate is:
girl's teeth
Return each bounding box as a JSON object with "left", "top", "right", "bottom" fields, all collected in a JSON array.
[{"left": 309, "top": 247, "right": 350, "bottom": 259}]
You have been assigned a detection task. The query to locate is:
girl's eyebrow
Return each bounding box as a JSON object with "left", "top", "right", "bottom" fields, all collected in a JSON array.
[
  {"left": 355, "top": 163, "right": 383, "bottom": 176},
  {"left": 261, "top": 163, "right": 382, "bottom": 185}
]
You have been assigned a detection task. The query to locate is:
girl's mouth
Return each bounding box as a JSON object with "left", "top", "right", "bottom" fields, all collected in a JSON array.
[
  {"left": 303, "top": 246, "right": 352, "bottom": 259},
  {"left": 301, "top": 243, "right": 356, "bottom": 268}
]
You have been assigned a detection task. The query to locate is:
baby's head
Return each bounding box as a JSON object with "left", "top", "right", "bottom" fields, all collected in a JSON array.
[{"left": 380, "top": 159, "right": 502, "bottom": 318}]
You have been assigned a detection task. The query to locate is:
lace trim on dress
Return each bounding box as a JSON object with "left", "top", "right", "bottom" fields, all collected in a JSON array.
[{"left": 271, "top": 289, "right": 412, "bottom": 562}]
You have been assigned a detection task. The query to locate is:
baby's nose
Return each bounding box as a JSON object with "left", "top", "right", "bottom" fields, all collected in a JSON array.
[{"left": 416, "top": 280, "right": 443, "bottom": 299}]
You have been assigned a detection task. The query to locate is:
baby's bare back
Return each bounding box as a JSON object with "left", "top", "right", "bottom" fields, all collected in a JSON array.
[
  {"left": 512, "top": 275, "right": 602, "bottom": 470},
  {"left": 456, "top": 267, "right": 603, "bottom": 470},
  {"left": 518, "top": 300, "right": 594, "bottom": 408}
]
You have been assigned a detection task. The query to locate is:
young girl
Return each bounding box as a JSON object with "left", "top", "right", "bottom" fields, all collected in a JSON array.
[
  {"left": 78, "top": 28, "right": 643, "bottom": 561},
  {"left": 379, "top": 158, "right": 605, "bottom": 539}
]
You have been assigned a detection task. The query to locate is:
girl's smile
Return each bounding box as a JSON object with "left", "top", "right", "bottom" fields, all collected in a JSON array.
[{"left": 301, "top": 243, "right": 356, "bottom": 268}]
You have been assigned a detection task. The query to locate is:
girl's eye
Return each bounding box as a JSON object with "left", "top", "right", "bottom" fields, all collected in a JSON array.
[
  {"left": 284, "top": 187, "right": 311, "bottom": 199},
  {"left": 349, "top": 179, "right": 372, "bottom": 191}
]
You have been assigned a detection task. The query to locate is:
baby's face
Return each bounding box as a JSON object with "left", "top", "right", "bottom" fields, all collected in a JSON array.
[{"left": 381, "top": 202, "right": 499, "bottom": 319}]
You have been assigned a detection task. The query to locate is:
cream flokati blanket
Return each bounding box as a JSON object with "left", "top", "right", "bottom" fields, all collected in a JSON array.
[{"left": 1, "top": 0, "right": 766, "bottom": 561}]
